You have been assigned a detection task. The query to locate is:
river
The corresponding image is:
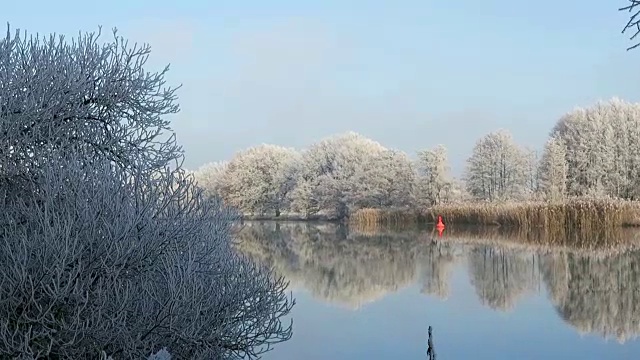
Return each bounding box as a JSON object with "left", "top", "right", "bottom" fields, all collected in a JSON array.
[{"left": 235, "top": 221, "right": 640, "bottom": 359}]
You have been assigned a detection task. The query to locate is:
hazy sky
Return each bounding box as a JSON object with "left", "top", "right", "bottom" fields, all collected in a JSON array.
[{"left": 4, "top": 0, "right": 640, "bottom": 174}]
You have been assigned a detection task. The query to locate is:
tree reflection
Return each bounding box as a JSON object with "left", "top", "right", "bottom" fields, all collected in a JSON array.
[
  {"left": 235, "top": 221, "right": 640, "bottom": 342},
  {"left": 541, "top": 250, "right": 640, "bottom": 343},
  {"left": 236, "top": 222, "right": 423, "bottom": 308},
  {"left": 467, "top": 247, "right": 540, "bottom": 311}
]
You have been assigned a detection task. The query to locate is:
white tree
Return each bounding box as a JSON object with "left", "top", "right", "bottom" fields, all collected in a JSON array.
[
  {"left": 522, "top": 147, "right": 539, "bottom": 198},
  {"left": 350, "top": 149, "right": 415, "bottom": 208},
  {"left": 220, "top": 144, "right": 300, "bottom": 216},
  {"left": 192, "top": 161, "right": 229, "bottom": 198},
  {"left": 416, "top": 145, "right": 452, "bottom": 206},
  {"left": 445, "top": 177, "right": 473, "bottom": 203},
  {"left": 551, "top": 98, "right": 640, "bottom": 199},
  {"left": 464, "top": 130, "right": 529, "bottom": 201},
  {"left": 0, "top": 27, "right": 293, "bottom": 358},
  {"left": 293, "top": 132, "right": 414, "bottom": 218},
  {"left": 538, "top": 136, "right": 568, "bottom": 201},
  {"left": 288, "top": 177, "right": 320, "bottom": 217}
]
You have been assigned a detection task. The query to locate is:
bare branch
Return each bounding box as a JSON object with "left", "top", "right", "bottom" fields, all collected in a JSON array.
[{"left": 619, "top": 0, "right": 640, "bottom": 50}]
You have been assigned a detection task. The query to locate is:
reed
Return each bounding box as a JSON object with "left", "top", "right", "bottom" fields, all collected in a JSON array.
[
  {"left": 349, "top": 198, "right": 640, "bottom": 232},
  {"left": 349, "top": 208, "right": 426, "bottom": 228}
]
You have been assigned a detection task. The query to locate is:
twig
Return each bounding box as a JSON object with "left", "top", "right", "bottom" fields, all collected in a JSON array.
[{"left": 620, "top": 0, "right": 640, "bottom": 50}]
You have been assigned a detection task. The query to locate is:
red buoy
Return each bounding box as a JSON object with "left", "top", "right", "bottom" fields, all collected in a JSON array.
[{"left": 436, "top": 215, "right": 445, "bottom": 237}]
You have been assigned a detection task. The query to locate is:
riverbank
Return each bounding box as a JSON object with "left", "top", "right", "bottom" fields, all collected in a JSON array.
[{"left": 238, "top": 198, "right": 640, "bottom": 230}]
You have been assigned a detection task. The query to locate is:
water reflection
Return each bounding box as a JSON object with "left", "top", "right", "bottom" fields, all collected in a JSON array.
[{"left": 236, "top": 221, "right": 640, "bottom": 344}]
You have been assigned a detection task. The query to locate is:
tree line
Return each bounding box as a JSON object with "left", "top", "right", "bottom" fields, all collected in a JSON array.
[{"left": 194, "top": 98, "right": 640, "bottom": 219}]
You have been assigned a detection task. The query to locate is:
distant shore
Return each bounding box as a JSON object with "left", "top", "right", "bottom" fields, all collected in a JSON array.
[{"left": 240, "top": 198, "right": 640, "bottom": 229}]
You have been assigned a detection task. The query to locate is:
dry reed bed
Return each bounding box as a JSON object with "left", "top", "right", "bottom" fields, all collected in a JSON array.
[
  {"left": 350, "top": 199, "right": 640, "bottom": 230},
  {"left": 243, "top": 211, "right": 640, "bottom": 255},
  {"left": 349, "top": 208, "right": 426, "bottom": 228}
]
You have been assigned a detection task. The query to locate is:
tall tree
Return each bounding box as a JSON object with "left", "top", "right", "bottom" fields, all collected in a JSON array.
[
  {"left": 522, "top": 147, "right": 539, "bottom": 197},
  {"left": 538, "top": 136, "right": 568, "bottom": 201},
  {"left": 416, "top": 145, "right": 452, "bottom": 206},
  {"left": 551, "top": 98, "right": 640, "bottom": 199},
  {"left": 464, "top": 130, "right": 529, "bottom": 201}
]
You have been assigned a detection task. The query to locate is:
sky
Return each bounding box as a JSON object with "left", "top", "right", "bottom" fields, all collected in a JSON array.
[{"left": 4, "top": 0, "right": 640, "bottom": 175}]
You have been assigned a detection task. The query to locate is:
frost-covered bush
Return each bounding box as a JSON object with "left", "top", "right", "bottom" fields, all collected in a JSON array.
[
  {"left": 0, "top": 26, "right": 181, "bottom": 177},
  {"left": 0, "top": 25, "right": 293, "bottom": 359},
  {"left": 0, "top": 151, "right": 293, "bottom": 360}
]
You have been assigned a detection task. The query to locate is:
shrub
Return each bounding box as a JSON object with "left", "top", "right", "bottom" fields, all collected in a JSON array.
[
  {"left": 0, "top": 155, "right": 293, "bottom": 359},
  {"left": 0, "top": 25, "right": 293, "bottom": 359}
]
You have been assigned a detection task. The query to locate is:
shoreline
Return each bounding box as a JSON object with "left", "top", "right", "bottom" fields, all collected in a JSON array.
[{"left": 239, "top": 198, "right": 640, "bottom": 228}]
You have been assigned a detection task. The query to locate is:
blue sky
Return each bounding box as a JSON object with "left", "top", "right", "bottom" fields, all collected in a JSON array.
[{"left": 4, "top": 0, "right": 639, "bottom": 174}]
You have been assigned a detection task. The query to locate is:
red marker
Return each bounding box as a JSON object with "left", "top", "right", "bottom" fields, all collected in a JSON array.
[{"left": 436, "top": 215, "right": 445, "bottom": 237}]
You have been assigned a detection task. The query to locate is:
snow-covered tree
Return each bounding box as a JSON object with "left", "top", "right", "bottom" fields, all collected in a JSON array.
[
  {"left": 292, "top": 132, "right": 414, "bottom": 218},
  {"left": 0, "top": 27, "right": 293, "bottom": 358},
  {"left": 293, "top": 132, "right": 388, "bottom": 218},
  {"left": 551, "top": 98, "right": 640, "bottom": 199},
  {"left": 415, "top": 145, "right": 452, "bottom": 206},
  {"left": 220, "top": 144, "right": 300, "bottom": 216},
  {"left": 350, "top": 149, "right": 415, "bottom": 208},
  {"left": 538, "top": 136, "right": 568, "bottom": 201},
  {"left": 289, "top": 177, "right": 320, "bottom": 217},
  {"left": 0, "top": 27, "right": 181, "bottom": 179},
  {"left": 445, "top": 178, "right": 473, "bottom": 203},
  {"left": 464, "top": 129, "right": 529, "bottom": 201},
  {"left": 192, "top": 161, "right": 229, "bottom": 198},
  {"left": 522, "top": 147, "right": 539, "bottom": 198}
]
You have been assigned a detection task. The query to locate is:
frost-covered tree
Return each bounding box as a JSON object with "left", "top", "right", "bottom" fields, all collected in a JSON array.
[
  {"left": 350, "top": 149, "right": 415, "bottom": 208},
  {"left": 288, "top": 177, "right": 320, "bottom": 217},
  {"left": 292, "top": 132, "right": 414, "bottom": 218},
  {"left": 538, "top": 136, "right": 568, "bottom": 201},
  {"left": 443, "top": 177, "right": 473, "bottom": 204},
  {"left": 0, "top": 27, "right": 293, "bottom": 359},
  {"left": 522, "top": 147, "right": 539, "bottom": 197},
  {"left": 416, "top": 145, "right": 452, "bottom": 206},
  {"left": 551, "top": 98, "right": 640, "bottom": 199},
  {"left": 464, "top": 130, "right": 529, "bottom": 201},
  {"left": 193, "top": 161, "right": 229, "bottom": 198},
  {"left": 0, "top": 27, "right": 181, "bottom": 178},
  {"left": 293, "top": 132, "right": 388, "bottom": 218},
  {"left": 220, "top": 144, "right": 300, "bottom": 216}
]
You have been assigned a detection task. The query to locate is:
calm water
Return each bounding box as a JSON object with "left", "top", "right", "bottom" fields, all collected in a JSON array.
[{"left": 236, "top": 222, "right": 640, "bottom": 359}]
